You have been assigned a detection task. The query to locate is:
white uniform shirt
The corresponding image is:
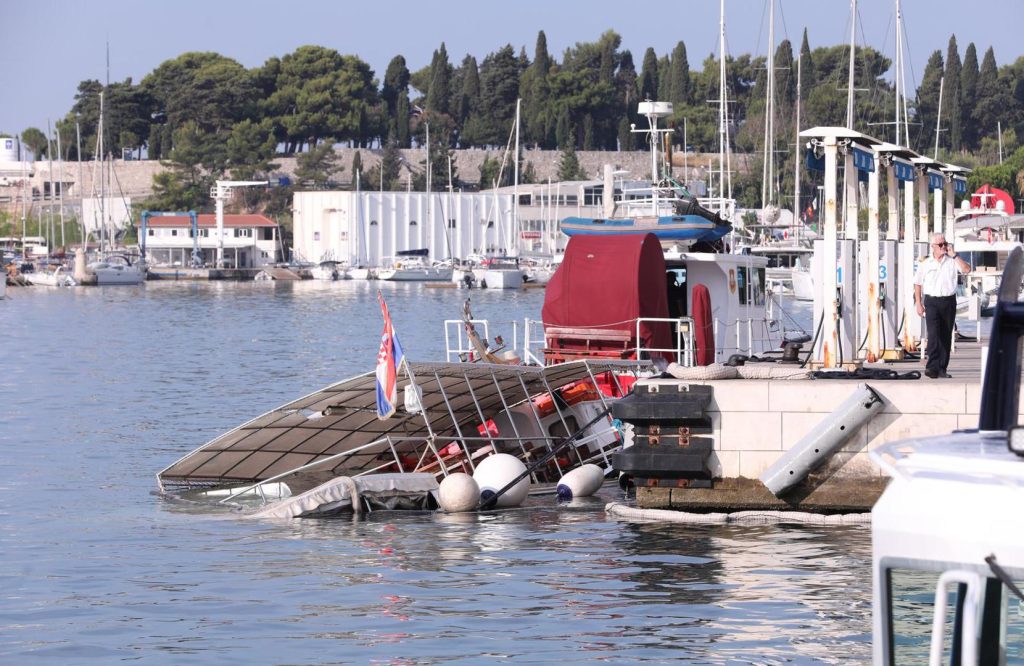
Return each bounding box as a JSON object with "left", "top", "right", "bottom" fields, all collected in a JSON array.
[{"left": 914, "top": 254, "right": 964, "bottom": 297}]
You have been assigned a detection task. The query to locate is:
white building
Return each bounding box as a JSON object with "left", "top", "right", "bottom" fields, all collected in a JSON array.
[
  {"left": 138, "top": 213, "right": 280, "bottom": 268},
  {"left": 292, "top": 190, "right": 516, "bottom": 265}
]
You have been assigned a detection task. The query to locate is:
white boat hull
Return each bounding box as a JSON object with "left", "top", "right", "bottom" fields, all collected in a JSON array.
[
  {"left": 477, "top": 268, "right": 523, "bottom": 289},
  {"left": 25, "top": 267, "right": 76, "bottom": 287},
  {"left": 91, "top": 264, "right": 145, "bottom": 285},
  {"left": 791, "top": 269, "right": 814, "bottom": 301},
  {"left": 348, "top": 267, "right": 376, "bottom": 280},
  {"left": 378, "top": 266, "right": 453, "bottom": 282}
]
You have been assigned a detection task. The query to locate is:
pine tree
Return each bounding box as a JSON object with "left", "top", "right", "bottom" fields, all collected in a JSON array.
[
  {"left": 638, "top": 48, "right": 659, "bottom": 100},
  {"left": 960, "top": 43, "right": 980, "bottom": 150},
  {"left": 943, "top": 36, "right": 963, "bottom": 152},
  {"left": 557, "top": 142, "right": 585, "bottom": 181}
]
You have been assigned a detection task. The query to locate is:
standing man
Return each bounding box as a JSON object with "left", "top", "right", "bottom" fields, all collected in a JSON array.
[{"left": 914, "top": 233, "right": 970, "bottom": 378}]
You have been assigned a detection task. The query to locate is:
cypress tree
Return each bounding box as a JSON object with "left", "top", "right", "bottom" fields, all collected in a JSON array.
[
  {"left": 943, "top": 35, "right": 963, "bottom": 151},
  {"left": 915, "top": 50, "right": 944, "bottom": 152},
  {"left": 382, "top": 55, "right": 410, "bottom": 118},
  {"left": 522, "top": 31, "right": 552, "bottom": 148},
  {"left": 351, "top": 150, "right": 362, "bottom": 187},
  {"left": 960, "top": 43, "right": 980, "bottom": 150},
  {"left": 395, "top": 94, "right": 411, "bottom": 148},
  {"left": 638, "top": 48, "right": 659, "bottom": 100},
  {"left": 657, "top": 55, "right": 671, "bottom": 100},
  {"left": 555, "top": 106, "right": 572, "bottom": 149},
  {"left": 799, "top": 29, "right": 815, "bottom": 87},
  {"left": 426, "top": 43, "right": 451, "bottom": 116},
  {"left": 668, "top": 41, "right": 691, "bottom": 105},
  {"left": 973, "top": 47, "right": 1005, "bottom": 144},
  {"left": 618, "top": 116, "right": 633, "bottom": 151},
  {"left": 582, "top": 114, "right": 595, "bottom": 150}
]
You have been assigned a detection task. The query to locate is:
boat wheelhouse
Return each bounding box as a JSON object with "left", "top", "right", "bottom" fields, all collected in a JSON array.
[{"left": 560, "top": 102, "right": 731, "bottom": 247}]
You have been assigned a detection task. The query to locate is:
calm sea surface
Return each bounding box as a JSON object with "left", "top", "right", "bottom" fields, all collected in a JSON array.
[{"left": 0, "top": 281, "right": 874, "bottom": 664}]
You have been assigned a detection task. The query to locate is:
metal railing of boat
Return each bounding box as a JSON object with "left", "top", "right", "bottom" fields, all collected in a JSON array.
[{"left": 448, "top": 316, "right": 782, "bottom": 367}]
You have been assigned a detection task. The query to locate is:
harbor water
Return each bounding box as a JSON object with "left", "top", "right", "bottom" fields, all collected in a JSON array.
[{"left": 1, "top": 281, "right": 874, "bottom": 663}]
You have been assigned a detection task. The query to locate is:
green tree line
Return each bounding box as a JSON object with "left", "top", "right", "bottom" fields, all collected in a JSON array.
[{"left": 9, "top": 30, "right": 1024, "bottom": 215}]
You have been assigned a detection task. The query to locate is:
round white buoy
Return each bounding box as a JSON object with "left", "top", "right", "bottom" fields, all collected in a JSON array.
[
  {"left": 556, "top": 464, "right": 604, "bottom": 500},
  {"left": 473, "top": 453, "right": 530, "bottom": 508},
  {"left": 438, "top": 473, "right": 480, "bottom": 513}
]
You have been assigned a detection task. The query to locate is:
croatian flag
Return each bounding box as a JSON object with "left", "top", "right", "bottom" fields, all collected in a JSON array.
[{"left": 375, "top": 291, "right": 405, "bottom": 420}]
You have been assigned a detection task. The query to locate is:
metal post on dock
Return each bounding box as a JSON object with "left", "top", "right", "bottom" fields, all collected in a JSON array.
[
  {"left": 866, "top": 159, "right": 881, "bottom": 360},
  {"left": 916, "top": 166, "right": 930, "bottom": 244},
  {"left": 821, "top": 135, "right": 840, "bottom": 367},
  {"left": 901, "top": 173, "right": 920, "bottom": 350},
  {"left": 932, "top": 176, "right": 944, "bottom": 237}
]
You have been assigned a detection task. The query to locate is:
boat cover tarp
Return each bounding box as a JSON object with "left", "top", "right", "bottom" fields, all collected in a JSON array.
[
  {"left": 541, "top": 233, "right": 671, "bottom": 355},
  {"left": 158, "top": 359, "right": 642, "bottom": 487},
  {"left": 249, "top": 473, "right": 439, "bottom": 519}
]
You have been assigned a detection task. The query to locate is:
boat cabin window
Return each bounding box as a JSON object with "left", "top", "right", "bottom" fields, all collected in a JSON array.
[
  {"left": 884, "top": 566, "right": 1024, "bottom": 662},
  {"left": 737, "top": 267, "right": 766, "bottom": 307},
  {"left": 961, "top": 251, "right": 997, "bottom": 269},
  {"left": 666, "top": 268, "right": 687, "bottom": 319}
]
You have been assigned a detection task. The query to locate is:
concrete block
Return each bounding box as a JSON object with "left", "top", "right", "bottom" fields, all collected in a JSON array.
[
  {"left": 814, "top": 450, "right": 879, "bottom": 478},
  {"left": 711, "top": 450, "right": 740, "bottom": 478},
  {"left": 866, "top": 412, "right": 960, "bottom": 449},
  {"left": 958, "top": 413, "right": 980, "bottom": 430},
  {"left": 720, "top": 411, "right": 781, "bottom": 451},
  {"left": 739, "top": 450, "right": 782, "bottom": 479},
  {"left": 780, "top": 411, "right": 870, "bottom": 454},
  {"left": 871, "top": 381, "right": 967, "bottom": 415},
  {"left": 965, "top": 383, "right": 981, "bottom": 415},
  {"left": 703, "top": 380, "right": 770, "bottom": 412},
  {"left": 768, "top": 381, "right": 864, "bottom": 413}
]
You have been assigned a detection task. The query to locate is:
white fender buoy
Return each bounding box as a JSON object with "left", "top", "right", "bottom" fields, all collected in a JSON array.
[
  {"left": 438, "top": 473, "right": 479, "bottom": 513},
  {"left": 473, "top": 453, "right": 529, "bottom": 508},
  {"left": 556, "top": 464, "right": 604, "bottom": 500}
]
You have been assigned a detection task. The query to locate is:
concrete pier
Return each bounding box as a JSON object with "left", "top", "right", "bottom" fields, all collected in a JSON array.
[{"left": 635, "top": 338, "right": 1015, "bottom": 511}]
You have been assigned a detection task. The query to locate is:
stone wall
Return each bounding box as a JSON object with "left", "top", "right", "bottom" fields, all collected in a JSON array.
[{"left": 0, "top": 147, "right": 728, "bottom": 218}]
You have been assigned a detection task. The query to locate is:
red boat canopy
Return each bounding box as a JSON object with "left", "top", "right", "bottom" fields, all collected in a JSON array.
[
  {"left": 971, "top": 184, "right": 1015, "bottom": 215},
  {"left": 542, "top": 233, "right": 671, "bottom": 360}
]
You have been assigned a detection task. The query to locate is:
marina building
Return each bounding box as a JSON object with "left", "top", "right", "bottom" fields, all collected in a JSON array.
[{"left": 138, "top": 213, "right": 280, "bottom": 268}]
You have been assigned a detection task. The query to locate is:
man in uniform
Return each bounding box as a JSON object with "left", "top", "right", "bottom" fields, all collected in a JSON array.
[{"left": 914, "top": 233, "right": 971, "bottom": 378}]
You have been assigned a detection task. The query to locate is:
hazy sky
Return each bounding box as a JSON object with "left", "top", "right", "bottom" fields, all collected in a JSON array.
[{"left": 3, "top": 0, "right": 1020, "bottom": 136}]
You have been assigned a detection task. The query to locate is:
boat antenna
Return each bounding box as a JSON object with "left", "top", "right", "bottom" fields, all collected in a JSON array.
[{"left": 845, "top": 0, "right": 857, "bottom": 129}]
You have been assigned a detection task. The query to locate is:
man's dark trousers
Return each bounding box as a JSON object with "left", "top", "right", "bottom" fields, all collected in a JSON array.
[{"left": 924, "top": 294, "right": 957, "bottom": 374}]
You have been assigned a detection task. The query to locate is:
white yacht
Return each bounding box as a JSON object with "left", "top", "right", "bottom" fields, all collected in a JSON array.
[
  {"left": 377, "top": 250, "right": 453, "bottom": 282},
  {"left": 89, "top": 254, "right": 145, "bottom": 285},
  {"left": 871, "top": 249, "right": 1024, "bottom": 663},
  {"left": 472, "top": 257, "right": 524, "bottom": 290},
  {"left": 24, "top": 264, "right": 77, "bottom": 287}
]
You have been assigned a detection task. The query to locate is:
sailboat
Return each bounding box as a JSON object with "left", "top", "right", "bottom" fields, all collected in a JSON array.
[
  {"left": 560, "top": 101, "right": 731, "bottom": 245},
  {"left": 87, "top": 90, "right": 144, "bottom": 285}
]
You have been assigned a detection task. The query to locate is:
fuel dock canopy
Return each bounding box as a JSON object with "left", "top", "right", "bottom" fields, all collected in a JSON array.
[{"left": 542, "top": 233, "right": 671, "bottom": 361}]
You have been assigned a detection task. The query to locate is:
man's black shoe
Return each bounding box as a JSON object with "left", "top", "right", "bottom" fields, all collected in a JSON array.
[
  {"left": 941, "top": 372, "right": 952, "bottom": 378},
  {"left": 925, "top": 369, "right": 938, "bottom": 378}
]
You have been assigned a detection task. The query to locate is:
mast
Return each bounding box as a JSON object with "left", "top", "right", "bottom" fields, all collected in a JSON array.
[
  {"left": 425, "top": 121, "right": 431, "bottom": 254},
  {"left": 894, "top": 0, "right": 905, "bottom": 145},
  {"left": 98, "top": 90, "right": 106, "bottom": 253},
  {"left": 793, "top": 50, "right": 803, "bottom": 231},
  {"left": 761, "top": 0, "right": 776, "bottom": 210},
  {"left": 845, "top": 0, "right": 857, "bottom": 129},
  {"left": 513, "top": 98, "right": 521, "bottom": 256},
  {"left": 47, "top": 121, "right": 55, "bottom": 254},
  {"left": 933, "top": 76, "right": 945, "bottom": 159},
  {"left": 76, "top": 122, "right": 86, "bottom": 250},
  {"left": 57, "top": 124, "right": 66, "bottom": 249},
  {"left": 718, "top": 0, "right": 728, "bottom": 218}
]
